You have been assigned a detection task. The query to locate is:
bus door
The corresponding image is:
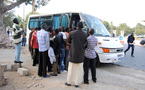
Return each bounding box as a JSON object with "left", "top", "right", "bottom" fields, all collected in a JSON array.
[{"left": 60, "top": 14, "right": 70, "bottom": 28}]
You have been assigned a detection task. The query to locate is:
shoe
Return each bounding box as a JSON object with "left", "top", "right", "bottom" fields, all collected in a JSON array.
[
  {"left": 32, "top": 64, "right": 36, "bottom": 66},
  {"left": 92, "top": 79, "right": 97, "bottom": 83},
  {"left": 14, "top": 61, "right": 23, "bottom": 63},
  {"left": 75, "top": 85, "right": 79, "bottom": 88},
  {"left": 93, "top": 80, "right": 96, "bottom": 83},
  {"left": 65, "top": 82, "right": 71, "bottom": 86},
  {"left": 57, "top": 71, "right": 61, "bottom": 74},
  {"left": 62, "top": 70, "right": 67, "bottom": 73},
  {"left": 83, "top": 82, "right": 89, "bottom": 85},
  {"left": 131, "top": 55, "right": 134, "bottom": 57},
  {"left": 124, "top": 51, "right": 126, "bottom": 55},
  {"left": 50, "top": 73, "right": 57, "bottom": 76},
  {"left": 38, "top": 75, "right": 42, "bottom": 77},
  {"left": 43, "top": 75, "right": 50, "bottom": 78}
]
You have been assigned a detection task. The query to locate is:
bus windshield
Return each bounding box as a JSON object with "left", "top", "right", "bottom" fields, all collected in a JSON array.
[{"left": 81, "top": 13, "right": 111, "bottom": 37}]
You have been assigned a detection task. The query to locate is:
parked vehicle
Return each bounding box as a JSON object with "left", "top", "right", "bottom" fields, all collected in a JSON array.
[
  {"left": 140, "top": 38, "right": 145, "bottom": 45},
  {"left": 26, "top": 12, "right": 124, "bottom": 67}
]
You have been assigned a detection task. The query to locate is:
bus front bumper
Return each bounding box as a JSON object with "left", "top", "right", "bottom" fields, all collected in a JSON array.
[{"left": 98, "top": 52, "right": 124, "bottom": 63}]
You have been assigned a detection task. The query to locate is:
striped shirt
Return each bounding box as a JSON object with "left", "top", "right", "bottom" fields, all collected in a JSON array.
[
  {"left": 37, "top": 29, "right": 50, "bottom": 52},
  {"left": 85, "top": 35, "right": 98, "bottom": 59},
  {"left": 12, "top": 23, "right": 22, "bottom": 44}
]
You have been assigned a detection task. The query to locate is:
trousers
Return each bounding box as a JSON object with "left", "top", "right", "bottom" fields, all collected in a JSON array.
[
  {"left": 83, "top": 56, "right": 96, "bottom": 83},
  {"left": 38, "top": 50, "right": 48, "bottom": 77},
  {"left": 124, "top": 44, "right": 134, "bottom": 55}
]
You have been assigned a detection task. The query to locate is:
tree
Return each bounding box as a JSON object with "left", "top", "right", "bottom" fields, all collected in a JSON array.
[
  {"left": 0, "top": 0, "right": 50, "bottom": 86},
  {"left": 25, "top": 11, "right": 39, "bottom": 29},
  {"left": 3, "top": 10, "right": 15, "bottom": 28},
  {"left": 102, "top": 21, "right": 111, "bottom": 31},
  {"left": 0, "top": 0, "right": 50, "bottom": 45},
  {"left": 134, "top": 23, "right": 145, "bottom": 35},
  {"left": 116, "top": 23, "right": 133, "bottom": 36},
  {"left": 110, "top": 22, "right": 116, "bottom": 30}
]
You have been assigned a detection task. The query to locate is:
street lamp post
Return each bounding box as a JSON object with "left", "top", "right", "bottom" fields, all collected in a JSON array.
[{"left": 23, "top": 3, "right": 25, "bottom": 31}]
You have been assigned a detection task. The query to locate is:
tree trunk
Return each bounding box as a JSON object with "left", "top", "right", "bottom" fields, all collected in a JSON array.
[
  {"left": 0, "top": 13, "right": 11, "bottom": 47},
  {"left": 0, "top": 64, "right": 5, "bottom": 87}
]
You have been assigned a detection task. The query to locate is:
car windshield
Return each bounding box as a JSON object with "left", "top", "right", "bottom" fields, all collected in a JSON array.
[{"left": 81, "top": 13, "right": 111, "bottom": 37}]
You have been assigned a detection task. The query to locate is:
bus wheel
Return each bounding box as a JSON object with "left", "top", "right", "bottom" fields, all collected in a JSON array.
[{"left": 96, "top": 55, "right": 100, "bottom": 68}]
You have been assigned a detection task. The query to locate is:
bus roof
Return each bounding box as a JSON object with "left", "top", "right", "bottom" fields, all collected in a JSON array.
[{"left": 28, "top": 11, "right": 82, "bottom": 17}]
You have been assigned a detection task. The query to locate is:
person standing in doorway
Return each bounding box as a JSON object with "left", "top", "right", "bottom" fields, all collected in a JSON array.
[
  {"left": 124, "top": 32, "right": 135, "bottom": 57},
  {"left": 12, "top": 18, "right": 23, "bottom": 63},
  {"left": 65, "top": 22, "right": 87, "bottom": 87},
  {"left": 37, "top": 24, "right": 50, "bottom": 78},
  {"left": 83, "top": 29, "right": 98, "bottom": 84}
]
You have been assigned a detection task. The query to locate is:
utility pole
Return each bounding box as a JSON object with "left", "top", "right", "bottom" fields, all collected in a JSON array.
[
  {"left": 23, "top": 3, "right": 25, "bottom": 31},
  {"left": 32, "top": 0, "right": 34, "bottom": 14}
]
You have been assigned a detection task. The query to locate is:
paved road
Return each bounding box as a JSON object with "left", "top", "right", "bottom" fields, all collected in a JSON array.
[{"left": 114, "top": 44, "right": 145, "bottom": 71}]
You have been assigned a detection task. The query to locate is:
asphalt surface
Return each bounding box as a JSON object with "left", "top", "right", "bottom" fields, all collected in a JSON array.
[{"left": 114, "top": 44, "right": 145, "bottom": 71}]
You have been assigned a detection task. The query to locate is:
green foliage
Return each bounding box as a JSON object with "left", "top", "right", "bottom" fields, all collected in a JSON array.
[
  {"left": 102, "top": 21, "right": 111, "bottom": 31},
  {"left": 110, "top": 22, "right": 116, "bottom": 30},
  {"left": 96, "top": 19, "right": 145, "bottom": 37},
  {"left": 135, "top": 23, "right": 145, "bottom": 35},
  {"left": 3, "top": 10, "right": 15, "bottom": 28},
  {"left": 25, "top": 0, "right": 50, "bottom": 11},
  {"left": 25, "top": 11, "right": 39, "bottom": 29},
  {"left": 136, "top": 29, "right": 145, "bottom": 35},
  {"left": 116, "top": 23, "right": 133, "bottom": 36}
]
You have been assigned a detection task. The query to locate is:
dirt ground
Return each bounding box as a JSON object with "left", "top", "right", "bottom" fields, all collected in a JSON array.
[{"left": 0, "top": 46, "right": 145, "bottom": 90}]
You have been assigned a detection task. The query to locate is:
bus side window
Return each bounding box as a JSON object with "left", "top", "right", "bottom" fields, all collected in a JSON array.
[
  {"left": 40, "top": 16, "right": 52, "bottom": 28},
  {"left": 53, "top": 15, "right": 61, "bottom": 29},
  {"left": 29, "top": 17, "right": 39, "bottom": 29}
]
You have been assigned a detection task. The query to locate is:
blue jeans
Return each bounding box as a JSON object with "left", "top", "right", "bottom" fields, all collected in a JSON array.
[
  {"left": 60, "top": 48, "right": 65, "bottom": 71},
  {"left": 65, "top": 49, "right": 69, "bottom": 70},
  {"left": 15, "top": 43, "right": 21, "bottom": 61},
  {"left": 124, "top": 44, "right": 134, "bottom": 55}
]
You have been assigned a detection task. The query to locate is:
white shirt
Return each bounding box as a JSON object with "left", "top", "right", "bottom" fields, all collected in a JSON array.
[
  {"left": 48, "top": 47, "right": 56, "bottom": 64},
  {"left": 60, "top": 32, "right": 67, "bottom": 39}
]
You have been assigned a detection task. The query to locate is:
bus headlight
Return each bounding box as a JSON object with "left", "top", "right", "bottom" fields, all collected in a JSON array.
[{"left": 109, "top": 49, "right": 117, "bottom": 53}]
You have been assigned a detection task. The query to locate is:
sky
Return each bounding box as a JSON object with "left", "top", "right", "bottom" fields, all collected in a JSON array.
[{"left": 14, "top": 0, "right": 145, "bottom": 28}]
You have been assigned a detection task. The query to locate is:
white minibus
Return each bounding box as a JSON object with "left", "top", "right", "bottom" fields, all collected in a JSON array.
[{"left": 26, "top": 12, "right": 124, "bottom": 66}]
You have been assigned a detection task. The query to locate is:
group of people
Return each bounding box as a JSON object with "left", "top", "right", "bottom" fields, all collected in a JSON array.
[
  {"left": 12, "top": 17, "right": 135, "bottom": 88},
  {"left": 27, "top": 22, "right": 98, "bottom": 87}
]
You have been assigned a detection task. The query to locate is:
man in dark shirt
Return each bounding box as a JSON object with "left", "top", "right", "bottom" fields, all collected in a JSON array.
[
  {"left": 52, "top": 28, "right": 64, "bottom": 75},
  {"left": 65, "top": 22, "right": 87, "bottom": 87},
  {"left": 124, "top": 32, "right": 135, "bottom": 57}
]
